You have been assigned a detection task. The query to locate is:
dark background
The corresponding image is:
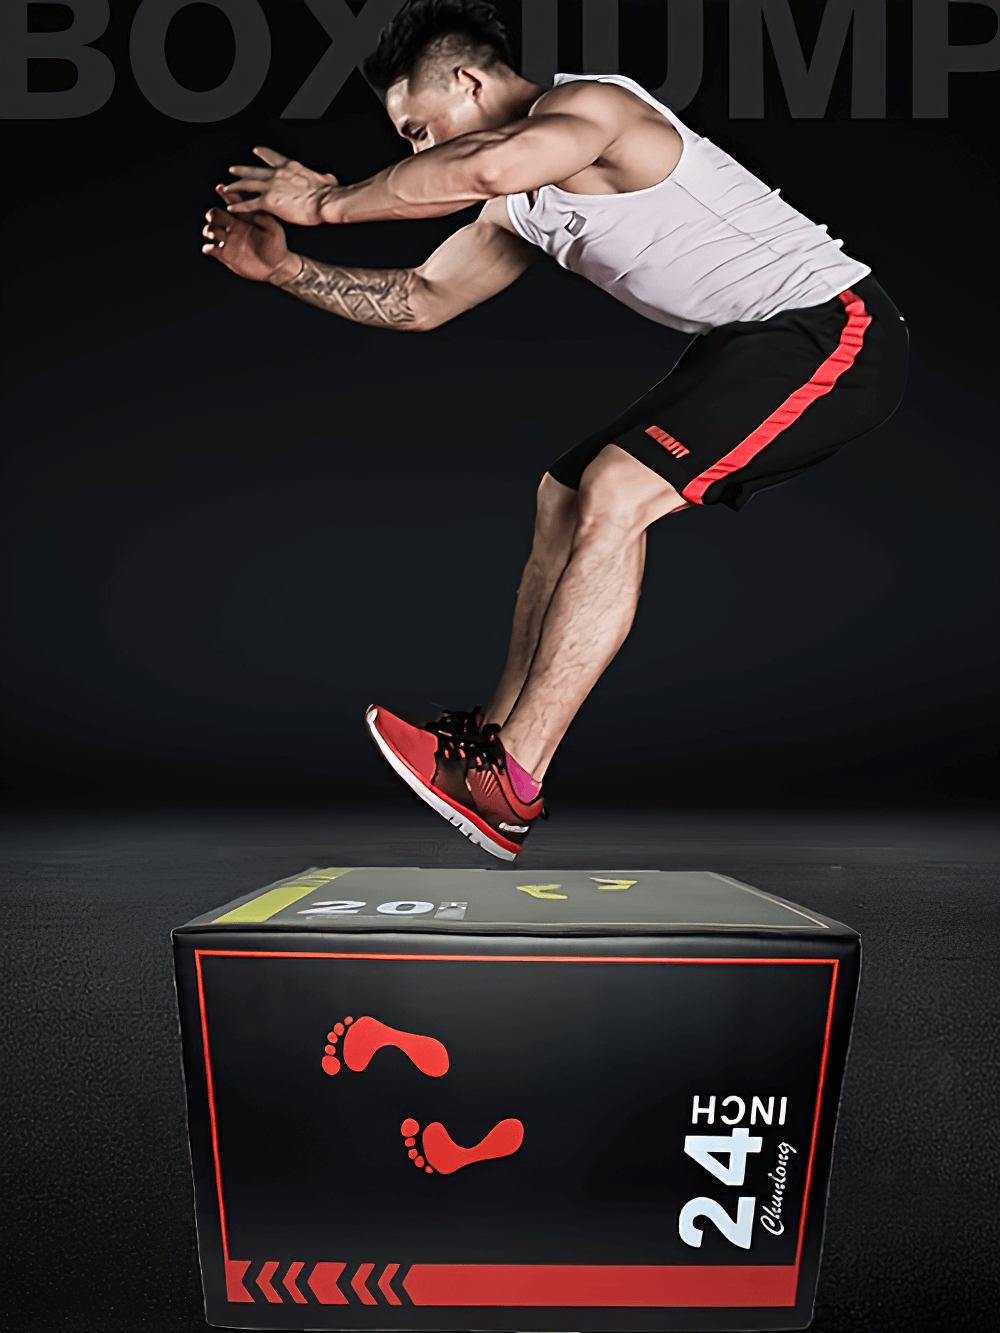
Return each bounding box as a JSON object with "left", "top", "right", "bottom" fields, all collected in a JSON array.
[
  {"left": 2, "top": 0, "right": 998, "bottom": 812},
  {"left": 3, "top": 11, "right": 998, "bottom": 1331}
]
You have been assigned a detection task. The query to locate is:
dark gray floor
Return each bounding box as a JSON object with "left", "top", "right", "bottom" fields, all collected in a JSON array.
[{"left": 3, "top": 805, "right": 998, "bottom": 1332}]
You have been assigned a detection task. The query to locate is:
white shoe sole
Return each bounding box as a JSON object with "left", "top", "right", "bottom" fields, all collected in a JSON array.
[{"left": 366, "top": 707, "right": 518, "bottom": 862}]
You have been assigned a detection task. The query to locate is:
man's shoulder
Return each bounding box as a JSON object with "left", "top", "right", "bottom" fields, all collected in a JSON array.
[{"left": 529, "top": 78, "right": 644, "bottom": 124}]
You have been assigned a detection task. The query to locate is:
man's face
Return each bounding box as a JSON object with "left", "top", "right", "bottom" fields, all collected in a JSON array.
[{"left": 386, "top": 68, "right": 514, "bottom": 152}]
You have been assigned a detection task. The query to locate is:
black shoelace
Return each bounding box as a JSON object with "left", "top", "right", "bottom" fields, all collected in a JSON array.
[
  {"left": 427, "top": 704, "right": 485, "bottom": 737},
  {"left": 435, "top": 721, "right": 505, "bottom": 769}
]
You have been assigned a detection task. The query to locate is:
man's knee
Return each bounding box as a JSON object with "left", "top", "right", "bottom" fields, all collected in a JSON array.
[
  {"left": 534, "top": 471, "right": 579, "bottom": 546},
  {"left": 578, "top": 444, "right": 689, "bottom": 536}
]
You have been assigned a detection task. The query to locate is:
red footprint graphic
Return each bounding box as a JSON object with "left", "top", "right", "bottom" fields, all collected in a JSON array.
[
  {"left": 400, "top": 1116, "right": 524, "bottom": 1175},
  {"left": 322, "top": 1016, "right": 449, "bottom": 1078}
]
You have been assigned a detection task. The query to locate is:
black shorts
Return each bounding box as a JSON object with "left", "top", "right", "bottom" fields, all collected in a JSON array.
[{"left": 547, "top": 275, "right": 908, "bottom": 510}]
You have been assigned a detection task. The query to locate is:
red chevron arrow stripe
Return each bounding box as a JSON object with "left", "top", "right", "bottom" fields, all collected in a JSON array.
[
  {"left": 351, "top": 1262, "right": 377, "bottom": 1305},
  {"left": 308, "top": 1261, "right": 348, "bottom": 1304},
  {"left": 283, "top": 1261, "right": 308, "bottom": 1304},
  {"left": 224, "top": 1258, "right": 253, "bottom": 1303},
  {"left": 256, "top": 1261, "right": 282, "bottom": 1303},
  {"left": 378, "top": 1262, "right": 402, "bottom": 1305}
]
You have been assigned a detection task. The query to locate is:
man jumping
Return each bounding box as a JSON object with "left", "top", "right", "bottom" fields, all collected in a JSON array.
[{"left": 202, "top": 0, "right": 908, "bottom": 860}]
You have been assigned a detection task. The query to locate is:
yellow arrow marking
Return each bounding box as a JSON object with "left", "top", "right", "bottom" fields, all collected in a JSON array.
[
  {"left": 517, "top": 884, "right": 567, "bottom": 900},
  {"left": 590, "top": 877, "right": 637, "bottom": 891}
]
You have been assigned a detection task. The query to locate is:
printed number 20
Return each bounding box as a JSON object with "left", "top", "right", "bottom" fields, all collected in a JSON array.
[{"left": 300, "top": 900, "right": 366, "bottom": 914}]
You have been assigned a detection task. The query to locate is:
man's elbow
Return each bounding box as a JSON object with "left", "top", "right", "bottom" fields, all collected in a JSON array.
[
  {"left": 408, "top": 306, "right": 454, "bottom": 332},
  {"left": 391, "top": 279, "right": 443, "bottom": 332},
  {"left": 391, "top": 308, "right": 446, "bottom": 333},
  {"left": 407, "top": 284, "right": 457, "bottom": 331},
  {"left": 468, "top": 166, "right": 510, "bottom": 198},
  {"left": 465, "top": 143, "right": 525, "bottom": 198},
  {"left": 395, "top": 302, "right": 432, "bottom": 332}
]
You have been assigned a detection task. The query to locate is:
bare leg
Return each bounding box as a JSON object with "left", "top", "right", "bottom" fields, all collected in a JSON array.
[
  {"left": 499, "top": 445, "right": 690, "bottom": 778},
  {"left": 485, "top": 473, "right": 580, "bottom": 726}
]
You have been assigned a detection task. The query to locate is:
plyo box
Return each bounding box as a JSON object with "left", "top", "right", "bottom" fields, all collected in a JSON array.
[{"left": 173, "top": 867, "right": 860, "bottom": 1331}]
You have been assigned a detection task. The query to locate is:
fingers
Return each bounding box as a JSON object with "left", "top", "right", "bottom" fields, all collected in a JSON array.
[
  {"left": 215, "top": 182, "right": 267, "bottom": 218},
  {"left": 228, "top": 164, "right": 274, "bottom": 183},
  {"left": 209, "top": 197, "right": 261, "bottom": 225},
  {"left": 202, "top": 233, "right": 230, "bottom": 257},
  {"left": 222, "top": 186, "right": 264, "bottom": 205},
  {"left": 203, "top": 221, "right": 228, "bottom": 249},
  {"left": 202, "top": 205, "right": 238, "bottom": 250},
  {"left": 253, "top": 145, "right": 289, "bottom": 167}
]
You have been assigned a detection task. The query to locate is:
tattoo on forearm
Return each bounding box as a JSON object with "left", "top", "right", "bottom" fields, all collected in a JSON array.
[{"left": 280, "top": 255, "right": 418, "bottom": 328}]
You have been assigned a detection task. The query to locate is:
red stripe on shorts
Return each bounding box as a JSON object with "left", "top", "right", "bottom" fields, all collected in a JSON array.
[{"left": 680, "top": 290, "right": 871, "bottom": 505}]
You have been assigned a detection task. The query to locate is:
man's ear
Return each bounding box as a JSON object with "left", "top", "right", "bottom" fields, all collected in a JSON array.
[{"left": 455, "top": 66, "right": 484, "bottom": 101}]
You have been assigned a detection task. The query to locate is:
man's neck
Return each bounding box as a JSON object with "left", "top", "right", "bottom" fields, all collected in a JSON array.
[{"left": 497, "top": 75, "right": 544, "bottom": 122}]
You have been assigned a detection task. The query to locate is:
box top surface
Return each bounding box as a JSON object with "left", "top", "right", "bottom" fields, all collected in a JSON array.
[{"left": 175, "top": 866, "right": 854, "bottom": 937}]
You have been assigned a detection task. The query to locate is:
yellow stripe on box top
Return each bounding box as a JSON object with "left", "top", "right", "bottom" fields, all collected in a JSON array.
[{"left": 213, "top": 868, "right": 356, "bottom": 924}]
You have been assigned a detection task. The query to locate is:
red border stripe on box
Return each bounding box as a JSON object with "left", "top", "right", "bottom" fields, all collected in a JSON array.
[
  {"left": 194, "top": 952, "right": 838, "bottom": 1309},
  {"left": 402, "top": 1262, "right": 798, "bottom": 1308}
]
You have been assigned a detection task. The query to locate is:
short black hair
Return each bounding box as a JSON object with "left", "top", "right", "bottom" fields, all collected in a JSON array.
[{"left": 363, "top": 0, "right": 515, "bottom": 93}]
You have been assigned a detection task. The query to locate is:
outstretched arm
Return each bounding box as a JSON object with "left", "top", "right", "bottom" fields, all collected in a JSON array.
[
  {"left": 202, "top": 195, "right": 534, "bottom": 332},
  {"left": 224, "top": 84, "right": 619, "bottom": 226}
]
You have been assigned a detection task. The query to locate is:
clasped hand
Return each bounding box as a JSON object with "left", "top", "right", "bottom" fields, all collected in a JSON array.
[{"left": 224, "top": 146, "right": 341, "bottom": 225}]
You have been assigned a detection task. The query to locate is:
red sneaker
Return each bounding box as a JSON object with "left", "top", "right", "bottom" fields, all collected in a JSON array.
[{"left": 366, "top": 705, "right": 546, "bottom": 861}]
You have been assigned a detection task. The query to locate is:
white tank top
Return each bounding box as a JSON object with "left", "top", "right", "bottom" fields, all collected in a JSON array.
[{"left": 506, "top": 74, "right": 870, "bottom": 336}]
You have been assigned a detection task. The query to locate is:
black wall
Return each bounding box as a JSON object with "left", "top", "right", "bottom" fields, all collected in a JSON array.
[{"left": 3, "top": 1, "right": 998, "bottom": 808}]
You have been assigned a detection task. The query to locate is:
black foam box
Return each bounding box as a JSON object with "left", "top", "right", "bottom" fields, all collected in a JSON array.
[{"left": 173, "top": 866, "right": 860, "bottom": 1331}]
